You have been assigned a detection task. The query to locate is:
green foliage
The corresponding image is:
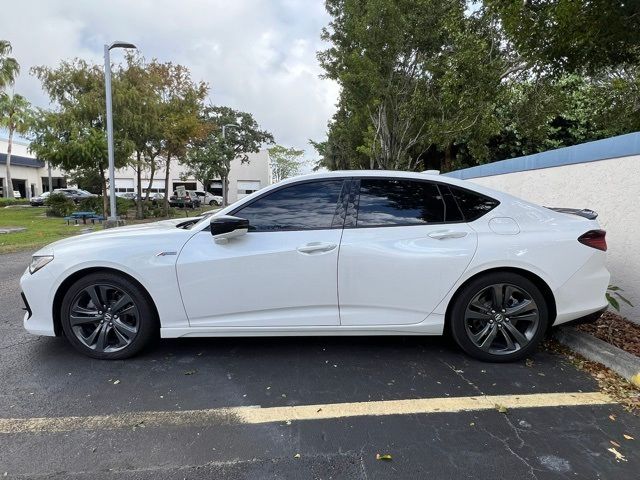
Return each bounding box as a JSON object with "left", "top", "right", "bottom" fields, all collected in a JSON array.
[
  {"left": 268, "top": 145, "right": 306, "bottom": 182},
  {"left": 486, "top": 0, "right": 640, "bottom": 74},
  {"left": 316, "top": 0, "right": 640, "bottom": 173},
  {"left": 77, "top": 196, "right": 103, "bottom": 214},
  {"left": 606, "top": 285, "right": 634, "bottom": 312},
  {"left": 0, "top": 198, "right": 29, "bottom": 206},
  {"left": 45, "top": 192, "right": 74, "bottom": 217},
  {"left": 0, "top": 40, "right": 19, "bottom": 90},
  {"left": 183, "top": 105, "right": 273, "bottom": 205}
]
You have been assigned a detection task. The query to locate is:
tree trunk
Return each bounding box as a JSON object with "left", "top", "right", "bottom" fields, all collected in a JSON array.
[
  {"left": 145, "top": 156, "right": 156, "bottom": 202},
  {"left": 163, "top": 153, "right": 171, "bottom": 216},
  {"left": 99, "top": 165, "right": 108, "bottom": 217},
  {"left": 4, "top": 126, "right": 14, "bottom": 199},
  {"left": 442, "top": 143, "right": 454, "bottom": 173},
  {"left": 136, "top": 151, "right": 143, "bottom": 219}
]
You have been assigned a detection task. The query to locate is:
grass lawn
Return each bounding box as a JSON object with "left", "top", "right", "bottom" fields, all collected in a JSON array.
[{"left": 0, "top": 206, "right": 209, "bottom": 254}]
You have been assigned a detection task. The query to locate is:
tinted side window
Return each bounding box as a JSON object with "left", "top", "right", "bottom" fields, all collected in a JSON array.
[
  {"left": 356, "top": 179, "right": 458, "bottom": 227},
  {"left": 449, "top": 185, "right": 499, "bottom": 221},
  {"left": 234, "top": 180, "right": 345, "bottom": 232}
]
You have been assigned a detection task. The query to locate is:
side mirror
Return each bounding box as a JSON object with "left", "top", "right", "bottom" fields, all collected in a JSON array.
[{"left": 210, "top": 215, "right": 249, "bottom": 244}]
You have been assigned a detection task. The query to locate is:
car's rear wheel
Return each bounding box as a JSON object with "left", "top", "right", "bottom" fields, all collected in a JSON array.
[
  {"left": 449, "top": 272, "right": 548, "bottom": 362},
  {"left": 60, "top": 272, "right": 158, "bottom": 359}
]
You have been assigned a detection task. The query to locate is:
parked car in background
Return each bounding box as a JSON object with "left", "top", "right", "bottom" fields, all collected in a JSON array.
[
  {"left": 21, "top": 171, "right": 610, "bottom": 361},
  {"left": 56, "top": 188, "right": 97, "bottom": 203},
  {"left": 193, "top": 190, "right": 222, "bottom": 206},
  {"left": 30, "top": 191, "right": 51, "bottom": 206},
  {"left": 169, "top": 190, "right": 201, "bottom": 208}
]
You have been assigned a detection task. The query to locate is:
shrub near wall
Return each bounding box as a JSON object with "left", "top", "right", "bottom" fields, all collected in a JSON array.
[{"left": 45, "top": 193, "right": 75, "bottom": 217}]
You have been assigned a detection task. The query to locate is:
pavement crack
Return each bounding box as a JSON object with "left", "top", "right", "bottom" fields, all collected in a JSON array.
[
  {"left": 481, "top": 424, "right": 542, "bottom": 480},
  {"left": 439, "top": 359, "right": 485, "bottom": 395}
]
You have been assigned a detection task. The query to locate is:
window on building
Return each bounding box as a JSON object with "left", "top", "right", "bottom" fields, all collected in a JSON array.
[
  {"left": 237, "top": 180, "right": 261, "bottom": 198},
  {"left": 233, "top": 180, "right": 345, "bottom": 231}
]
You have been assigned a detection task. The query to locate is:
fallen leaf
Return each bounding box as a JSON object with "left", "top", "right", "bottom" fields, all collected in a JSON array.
[
  {"left": 609, "top": 414, "right": 616, "bottom": 421},
  {"left": 469, "top": 422, "right": 475, "bottom": 426},
  {"left": 184, "top": 370, "right": 197, "bottom": 376},
  {"left": 113, "top": 380, "right": 120, "bottom": 385},
  {"left": 376, "top": 454, "right": 392, "bottom": 461},
  {"left": 610, "top": 440, "right": 621, "bottom": 448},
  {"left": 496, "top": 404, "right": 508, "bottom": 414},
  {"left": 285, "top": 420, "right": 291, "bottom": 425},
  {"left": 623, "top": 434, "right": 634, "bottom": 440},
  {"left": 317, "top": 408, "right": 322, "bottom": 413},
  {"left": 525, "top": 359, "right": 534, "bottom": 367},
  {"left": 607, "top": 447, "right": 627, "bottom": 462},
  {"left": 294, "top": 453, "right": 300, "bottom": 459}
]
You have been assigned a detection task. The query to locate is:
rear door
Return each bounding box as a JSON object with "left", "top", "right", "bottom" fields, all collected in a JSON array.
[{"left": 338, "top": 178, "right": 478, "bottom": 326}]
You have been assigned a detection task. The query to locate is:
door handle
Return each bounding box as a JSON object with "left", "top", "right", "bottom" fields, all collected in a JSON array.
[
  {"left": 428, "top": 230, "right": 468, "bottom": 240},
  {"left": 297, "top": 242, "right": 337, "bottom": 254}
]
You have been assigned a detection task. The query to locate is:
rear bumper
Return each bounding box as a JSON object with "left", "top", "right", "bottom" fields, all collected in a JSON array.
[
  {"left": 558, "top": 307, "right": 607, "bottom": 327},
  {"left": 553, "top": 252, "right": 610, "bottom": 326}
]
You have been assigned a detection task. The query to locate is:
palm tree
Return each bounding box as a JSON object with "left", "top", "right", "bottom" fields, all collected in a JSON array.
[
  {"left": 0, "top": 40, "right": 19, "bottom": 90},
  {"left": 0, "top": 94, "right": 32, "bottom": 198}
]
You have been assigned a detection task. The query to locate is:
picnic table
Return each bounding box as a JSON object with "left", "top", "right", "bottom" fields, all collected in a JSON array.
[{"left": 64, "top": 211, "right": 105, "bottom": 225}]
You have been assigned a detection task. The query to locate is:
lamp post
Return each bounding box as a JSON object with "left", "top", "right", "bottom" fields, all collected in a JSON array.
[
  {"left": 104, "top": 41, "right": 136, "bottom": 224},
  {"left": 221, "top": 124, "right": 238, "bottom": 206}
]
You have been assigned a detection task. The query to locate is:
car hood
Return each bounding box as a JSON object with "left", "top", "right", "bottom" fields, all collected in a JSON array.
[{"left": 34, "top": 220, "right": 196, "bottom": 256}]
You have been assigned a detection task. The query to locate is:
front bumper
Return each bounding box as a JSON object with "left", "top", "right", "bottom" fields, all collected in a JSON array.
[{"left": 20, "top": 268, "right": 57, "bottom": 337}]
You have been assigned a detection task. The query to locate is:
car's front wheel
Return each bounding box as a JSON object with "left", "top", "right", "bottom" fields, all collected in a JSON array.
[
  {"left": 60, "top": 272, "right": 158, "bottom": 359},
  {"left": 449, "top": 272, "right": 548, "bottom": 362}
]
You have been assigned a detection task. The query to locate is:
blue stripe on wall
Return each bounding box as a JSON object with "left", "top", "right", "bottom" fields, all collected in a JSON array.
[{"left": 444, "top": 132, "right": 640, "bottom": 180}]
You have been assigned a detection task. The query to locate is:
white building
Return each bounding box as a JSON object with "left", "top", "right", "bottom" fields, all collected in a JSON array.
[{"left": 0, "top": 138, "right": 272, "bottom": 203}]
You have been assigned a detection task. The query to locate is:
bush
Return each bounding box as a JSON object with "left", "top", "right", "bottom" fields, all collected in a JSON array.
[
  {"left": 116, "top": 197, "right": 135, "bottom": 217},
  {"left": 0, "top": 198, "right": 29, "bottom": 206},
  {"left": 45, "top": 193, "right": 75, "bottom": 217},
  {"left": 78, "top": 196, "right": 104, "bottom": 215}
]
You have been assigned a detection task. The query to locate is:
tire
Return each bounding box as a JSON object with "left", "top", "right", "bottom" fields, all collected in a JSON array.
[
  {"left": 60, "top": 272, "right": 158, "bottom": 359},
  {"left": 449, "top": 272, "right": 548, "bottom": 362},
  {"left": 209, "top": 200, "right": 216, "bottom": 206}
]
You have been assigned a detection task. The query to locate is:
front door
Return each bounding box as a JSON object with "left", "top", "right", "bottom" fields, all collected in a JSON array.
[
  {"left": 176, "top": 178, "right": 348, "bottom": 327},
  {"left": 338, "top": 178, "right": 478, "bottom": 326}
]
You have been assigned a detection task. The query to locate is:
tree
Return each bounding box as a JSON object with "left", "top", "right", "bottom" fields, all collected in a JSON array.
[
  {"left": 30, "top": 59, "right": 134, "bottom": 216},
  {"left": 268, "top": 145, "right": 306, "bottom": 182},
  {"left": 148, "top": 62, "right": 208, "bottom": 215},
  {"left": 0, "top": 94, "right": 33, "bottom": 198},
  {"left": 0, "top": 40, "right": 19, "bottom": 91},
  {"left": 183, "top": 106, "right": 273, "bottom": 206},
  {"left": 115, "top": 54, "right": 164, "bottom": 218},
  {"left": 486, "top": 0, "right": 640, "bottom": 74}
]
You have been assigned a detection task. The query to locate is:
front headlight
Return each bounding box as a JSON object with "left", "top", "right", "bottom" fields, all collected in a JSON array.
[{"left": 29, "top": 255, "right": 54, "bottom": 274}]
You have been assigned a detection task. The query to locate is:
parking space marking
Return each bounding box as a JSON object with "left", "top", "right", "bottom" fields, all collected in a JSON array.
[{"left": 0, "top": 391, "right": 613, "bottom": 434}]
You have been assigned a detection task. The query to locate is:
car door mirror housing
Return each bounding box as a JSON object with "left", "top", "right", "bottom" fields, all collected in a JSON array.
[{"left": 210, "top": 216, "right": 249, "bottom": 244}]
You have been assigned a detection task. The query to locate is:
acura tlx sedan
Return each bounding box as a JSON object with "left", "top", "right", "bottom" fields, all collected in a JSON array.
[{"left": 20, "top": 171, "right": 610, "bottom": 362}]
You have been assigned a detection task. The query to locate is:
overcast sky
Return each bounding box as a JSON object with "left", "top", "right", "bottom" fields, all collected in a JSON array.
[{"left": 2, "top": 0, "right": 339, "bottom": 161}]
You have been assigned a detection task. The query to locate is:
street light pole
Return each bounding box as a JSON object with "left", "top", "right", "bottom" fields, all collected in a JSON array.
[
  {"left": 221, "top": 124, "right": 238, "bottom": 206},
  {"left": 104, "top": 41, "right": 136, "bottom": 224}
]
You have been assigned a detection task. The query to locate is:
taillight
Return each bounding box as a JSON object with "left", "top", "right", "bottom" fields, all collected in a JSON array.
[{"left": 578, "top": 230, "right": 607, "bottom": 251}]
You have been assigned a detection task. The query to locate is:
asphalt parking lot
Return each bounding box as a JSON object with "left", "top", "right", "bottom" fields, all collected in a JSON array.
[{"left": 1, "top": 250, "right": 639, "bottom": 479}]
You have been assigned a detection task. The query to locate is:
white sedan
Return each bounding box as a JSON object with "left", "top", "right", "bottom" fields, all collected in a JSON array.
[{"left": 20, "top": 171, "right": 609, "bottom": 361}]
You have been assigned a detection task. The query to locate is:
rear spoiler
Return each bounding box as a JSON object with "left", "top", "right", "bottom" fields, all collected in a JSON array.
[{"left": 546, "top": 207, "right": 598, "bottom": 220}]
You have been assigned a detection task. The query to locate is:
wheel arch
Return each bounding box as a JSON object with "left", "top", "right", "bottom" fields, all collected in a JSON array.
[
  {"left": 443, "top": 266, "right": 557, "bottom": 334},
  {"left": 52, "top": 267, "right": 160, "bottom": 337}
]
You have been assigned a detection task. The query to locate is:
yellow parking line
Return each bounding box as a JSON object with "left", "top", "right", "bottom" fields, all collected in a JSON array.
[{"left": 0, "top": 392, "right": 613, "bottom": 434}]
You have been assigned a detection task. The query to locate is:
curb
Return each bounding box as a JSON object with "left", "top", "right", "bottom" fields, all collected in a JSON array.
[{"left": 554, "top": 327, "right": 640, "bottom": 387}]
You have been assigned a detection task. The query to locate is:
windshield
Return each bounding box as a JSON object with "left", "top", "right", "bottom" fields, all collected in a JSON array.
[{"left": 175, "top": 210, "right": 218, "bottom": 229}]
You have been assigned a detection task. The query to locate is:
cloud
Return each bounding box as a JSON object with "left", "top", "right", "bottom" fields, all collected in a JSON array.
[{"left": 2, "top": 0, "right": 339, "bottom": 161}]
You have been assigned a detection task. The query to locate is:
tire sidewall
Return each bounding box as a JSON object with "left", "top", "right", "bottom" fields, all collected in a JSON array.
[
  {"left": 60, "top": 272, "right": 157, "bottom": 360},
  {"left": 450, "top": 272, "right": 549, "bottom": 362}
]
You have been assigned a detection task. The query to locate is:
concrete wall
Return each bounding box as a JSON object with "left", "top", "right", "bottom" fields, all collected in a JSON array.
[{"left": 466, "top": 156, "right": 640, "bottom": 322}]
